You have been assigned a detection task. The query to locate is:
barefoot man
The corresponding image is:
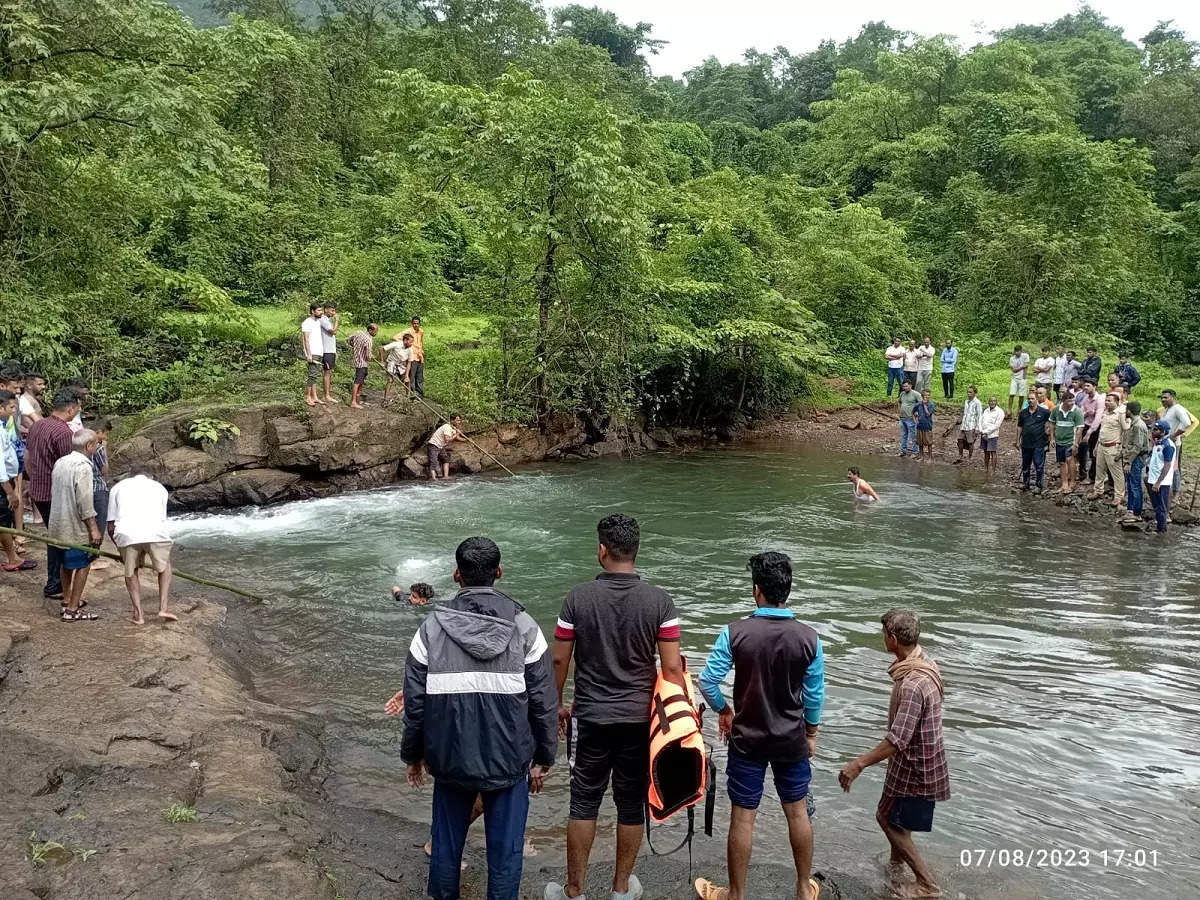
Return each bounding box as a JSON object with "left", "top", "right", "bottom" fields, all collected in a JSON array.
[
  {"left": 839, "top": 610, "right": 949, "bottom": 899},
  {"left": 107, "top": 465, "right": 176, "bottom": 625},
  {"left": 301, "top": 303, "right": 326, "bottom": 407},
  {"left": 427, "top": 415, "right": 465, "bottom": 480}
]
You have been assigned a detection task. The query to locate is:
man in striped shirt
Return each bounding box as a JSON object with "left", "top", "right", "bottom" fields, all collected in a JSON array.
[
  {"left": 346, "top": 323, "right": 378, "bottom": 409},
  {"left": 24, "top": 390, "right": 80, "bottom": 599},
  {"left": 545, "top": 514, "right": 686, "bottom": 900}
]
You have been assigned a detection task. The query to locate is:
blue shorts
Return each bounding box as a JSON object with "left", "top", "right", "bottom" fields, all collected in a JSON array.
[
  {"left": 878, "top": 794, "right": 936, "bottom": 832},
  {"left": 62, "top": 548, "right": 96, "bottom": 570},
  {"left": 1055, "top": 443, "right": 1073, "bottom": 463},
  {"left": 726, "top": 749, "right": 811, "bottom": 811}
]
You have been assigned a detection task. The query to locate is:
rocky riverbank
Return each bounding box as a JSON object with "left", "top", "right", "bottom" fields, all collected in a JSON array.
[
  {"left": 0, "top": 562, "right": 1046, "bottom": 900},
  {"left": 110, "top": 399, "right": 703, "bottom": 511}
]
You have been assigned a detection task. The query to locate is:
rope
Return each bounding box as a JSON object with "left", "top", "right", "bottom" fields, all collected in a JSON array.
[
  {"left": 370, "top": 358, "right": 518, "bottom": 477},
  {"left": 0, "top": 526, "right": 270, "bottom": 603}
]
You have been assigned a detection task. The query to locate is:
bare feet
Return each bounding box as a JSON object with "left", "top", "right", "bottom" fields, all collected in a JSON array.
[
  {"left": 887, "top": 862, "right": 908, "bottom": 887},
  {"left": 158, "top": 611, "right": 178, "bottom": 622},
  {"left": 350, "top": 403, "right": 364, "bottom": 409},
  {"left": 305, "top": 399, "right": 316, "bottom": 407},
  {"left": 131, "top": 616, "right": 145, "bottom": 625},
  {"left": 325, "top": 396, "right": 339, "bottom": 404},
  {"left": 313, "top": 398, "right": 325, "bottom": 405},
  {"left": 889, "top": 882, "right": 941, "bottom": 898}
]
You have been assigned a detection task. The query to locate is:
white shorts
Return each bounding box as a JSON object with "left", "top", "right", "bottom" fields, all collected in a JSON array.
[{"left": 1010, "top": 376, "right": 1027, "bottom": 396}]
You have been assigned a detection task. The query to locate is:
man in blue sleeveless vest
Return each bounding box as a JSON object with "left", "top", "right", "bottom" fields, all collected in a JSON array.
[{"left": 694, "top": 552, "right": 825, "bottom": 900}]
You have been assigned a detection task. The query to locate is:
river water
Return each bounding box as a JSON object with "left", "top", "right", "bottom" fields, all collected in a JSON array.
[{"left": 170, "top": 447, "right": 1200, "bottom": 899}]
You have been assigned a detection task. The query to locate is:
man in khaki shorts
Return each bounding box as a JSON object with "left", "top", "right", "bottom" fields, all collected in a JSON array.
[{"left": 107, "top": 466, "right": 175, "bottom": 625}]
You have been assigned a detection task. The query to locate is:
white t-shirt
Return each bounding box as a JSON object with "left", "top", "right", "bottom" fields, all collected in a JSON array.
[
  {"left": 301, "top": 317, "right": 324, "bottom": 358},
  {"left": 980, "top": 407, "right": 1005, "bottom": 438},
  {"left": 1009, "top": 353, "right": 1030, "bottom": 378},
  {"left": 885, "top": 345, "right": 905, "bottom": 369},
  {"left": 18, "top": 393, "right": 39, "bottom": 419},
  {"left": 320, "top": 315, "right": 337, "bottom": 354},
  {"left": 383, "top": 342, "right": 414, "bottom": 368},
  {"left": 903, "top": 349, "right": 919, "bottom": 370},
  {"left": 916, "top": 344, "right": 935, "bottom": 372},
  {"left": 107, "top": 475, "right": 171, "bottom": 547},
  {"left": 1034, "top": 356, "right": 1055, "bottom": 384},
  {"left": 429, "top": 423, "right": 458, "bottom": 449}
]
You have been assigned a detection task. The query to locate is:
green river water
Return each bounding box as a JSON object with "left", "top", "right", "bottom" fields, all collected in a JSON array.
[{"left": 170, "top": 446, "right": 1200, "bottom": 900}]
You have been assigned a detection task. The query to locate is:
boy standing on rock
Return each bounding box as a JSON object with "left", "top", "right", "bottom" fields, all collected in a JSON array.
[
  {"left": 840, "top": 610, "right": 949, "bottom": 900},
  {"left": 381, "top": 332, "right": 416, "bottom": 405},
  {"left": 346, "top": 322, "right": 378, "bottom": 409},
  {"left": 300, "top": 304, "right": 326, "bottom": 407}
]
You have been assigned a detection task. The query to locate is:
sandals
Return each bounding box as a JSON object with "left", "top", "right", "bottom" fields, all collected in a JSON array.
[
  {"left": 61, "top": 608, "right": 99, "bottom": 622},
  {"left": 2, "top": 560, "right": 37, "bottom": 571}
]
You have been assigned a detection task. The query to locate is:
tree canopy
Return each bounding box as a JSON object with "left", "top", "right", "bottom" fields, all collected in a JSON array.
[{"left": 2, "top": 1, "right": 1198, "bottom": 423}]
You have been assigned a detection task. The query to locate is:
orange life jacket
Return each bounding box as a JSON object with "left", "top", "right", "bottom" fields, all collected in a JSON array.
[{"left": 647, "top": 664, "right": 708, "bottom": 823}]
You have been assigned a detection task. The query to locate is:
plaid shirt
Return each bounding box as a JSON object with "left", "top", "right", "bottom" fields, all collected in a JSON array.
[
  {"left": 25, "top": 415, "right": 74, "bottom": 504},
  {"left": 884, "top": 672, "right": 951, "bottom": 801},
  {"left": 348, "top": 330, "right": 374, "bottom": 368}
]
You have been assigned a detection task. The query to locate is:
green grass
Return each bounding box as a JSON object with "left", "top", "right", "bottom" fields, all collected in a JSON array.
[{"left": 163, "top": 803, "right": 198, "bottom": 824}]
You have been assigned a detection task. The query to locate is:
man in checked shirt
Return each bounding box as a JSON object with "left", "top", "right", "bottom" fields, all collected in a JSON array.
[{"left": 839, "top": 610, "right": 949, "bottom": 899}]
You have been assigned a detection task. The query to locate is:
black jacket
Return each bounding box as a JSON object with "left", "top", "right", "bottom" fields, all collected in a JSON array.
[{"left": 401, "top": 588, "right": 557, "bottom": 791}]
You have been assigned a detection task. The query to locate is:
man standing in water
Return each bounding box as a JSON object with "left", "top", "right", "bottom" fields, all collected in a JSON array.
[
  {"left": 897, "top": 382, "right": 920, "bottom": 458},
  {"left": 839, "top": 610, "right": 948, "bottom": 900},
  {"left": 427, "top": 415, "right": 465, "bottom": 480},
  {"left": 545, "top": 514, "right": 686, "bottom": 900},
  {"left": 695, "top": 552, "right": 825, "bottom": 900},
  {"left": 847, "top": 467, "right": 880, "bottom": 502},
  {"left": 402, "top": 537, "right": 556, "bottom": 900},
  {"left": 979, "top": 396, "right": 1004, "bottom": 474}
]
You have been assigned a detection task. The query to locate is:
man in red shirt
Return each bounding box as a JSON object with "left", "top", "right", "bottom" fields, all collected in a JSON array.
[{"left": 25, "top": 390, "right": 80, "bottom": 599}]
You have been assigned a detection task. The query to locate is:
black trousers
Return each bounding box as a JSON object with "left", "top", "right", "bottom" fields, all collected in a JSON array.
[
  {"left": 941, "top": 372, "right": 955, "bottom": 399},
  {"left": 410, "top": 360, "right": 425, "bottom": 397},
  {"left": 34, "top": 499, "right": 63, "bottom": 596},
  {"left": 1078, "top": 430, "right": 1100, "bottom": 483}
]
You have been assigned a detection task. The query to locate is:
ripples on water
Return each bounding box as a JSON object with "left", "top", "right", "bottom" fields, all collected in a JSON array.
[{"left": 171, "top": 448, "right": 1200, "bottom": 899}]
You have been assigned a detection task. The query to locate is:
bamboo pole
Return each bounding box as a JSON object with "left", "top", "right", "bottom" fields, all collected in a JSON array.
[
  {"left": 370, "top": 357, "right": 519, "bottom": 477},
  {"left": 0, "top": 526, "right": 269, "bottom": 603}
]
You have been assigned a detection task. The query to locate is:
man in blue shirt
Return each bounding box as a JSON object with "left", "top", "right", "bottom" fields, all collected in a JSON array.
[
  {"left": 694, "top": 552, "right": 824, "bottom": 900},
  {"left": 1114, "top": 353, "right": 1141, "bottom": 394},
  {"left": 939, "top": 340, "right": 958, "bottom": 400}
]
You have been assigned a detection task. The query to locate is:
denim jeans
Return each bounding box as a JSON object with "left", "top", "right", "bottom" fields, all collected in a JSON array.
[
  {"left": 1125, "top": 457, "right": 1145, "bottom": 515},
  {"left": 1150, "top": 485, "right": 1171, "bottom": 533},
  {"left": 899, "top": 418, "right": 917, "bottom": 454},
  {"left": 887, "top": 367, "right": 905, "bottom": 397},
  {"left": 429, "top": 777, "right": 529, "bottom": 900},
  {"left": 1021, "top": 445, "right": 1046, "bottom": 489}
]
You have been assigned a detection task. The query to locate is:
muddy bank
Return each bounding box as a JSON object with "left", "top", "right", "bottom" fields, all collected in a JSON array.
[
  {"left": 754, "top": 402, "right": 1199, "bottom": 529},
  {"left": 1, "top": 562, "right": 1044, "bottom": 899}
]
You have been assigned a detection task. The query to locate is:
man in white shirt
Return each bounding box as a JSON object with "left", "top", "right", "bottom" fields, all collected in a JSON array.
[
  {"left": 107, "top": 467, "right": 175, "bottom": 625},
  {"left": 1033, "top": 346, "right": 1055, "bottom": 394},
  {"left": 19, "top": 372, "right": 45, "bottom": 437},
  {"left": 319, "top": 302, "right": 341, "bottom": 404},
  {"left": 427, "top": 415, "right": 466, "bottom": 480},
  {"left": 885, "top": 339, "right": 906, "bottom": 398},
  {"left": 903, "top": 340, "right": 920, "bottom": 390},
  {"left": 979, "top": 396, "right": 1005, "bottom": 474},
  {"left": 1052, "top": 346, "right": 1069, "bottom": 400},
  {"left": 915, "top": 336, "right": 935, "bottom": 394},
  {"left": 381, "top": 332, "right": 416, "bottom": 404},
  {"left": 1007, "top": 345, "right": 1030, "bottom": 416},
  {"left": 300, "top": 303, "right": 326, "bottom": 407},
  {"left": 955, "top": 385, "right": 984, "bottom": 464}
]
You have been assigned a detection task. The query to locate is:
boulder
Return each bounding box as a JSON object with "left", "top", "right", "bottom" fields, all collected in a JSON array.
[
  {"left": 592, "top": 440, "right": 625, "bottom": 457},
  {"left": 648, "top": 428, "right": 675, "bottom": 446},
  {"left": 156, "top": 447, "right": 228, "bottom": 489}
]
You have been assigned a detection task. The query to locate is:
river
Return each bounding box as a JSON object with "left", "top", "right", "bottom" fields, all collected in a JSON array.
[{"left": 170, "top": 446, "right": 1200, "bottom": 900}]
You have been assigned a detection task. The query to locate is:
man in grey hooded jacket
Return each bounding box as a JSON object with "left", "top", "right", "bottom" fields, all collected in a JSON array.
[{"left": 402, "top": 536, "right": 557, "bottom": 900}]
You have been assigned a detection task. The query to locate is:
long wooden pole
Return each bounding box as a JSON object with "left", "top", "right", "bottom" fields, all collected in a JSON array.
[
  {"left": 371, "top": 357, "right": 519, "bottom": 477},
  {"left": 0, "top": 526, "right": 269, "bottom": 603}
]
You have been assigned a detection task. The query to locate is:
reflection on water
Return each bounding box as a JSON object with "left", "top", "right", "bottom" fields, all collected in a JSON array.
[{"left": 171, "top": 448, "right": 1200, "bottom": 899}]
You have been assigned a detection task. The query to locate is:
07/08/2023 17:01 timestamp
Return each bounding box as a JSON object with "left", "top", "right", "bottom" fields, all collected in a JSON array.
[{"left": 959, "top": 848, "right": 1162, "bottom": 869}]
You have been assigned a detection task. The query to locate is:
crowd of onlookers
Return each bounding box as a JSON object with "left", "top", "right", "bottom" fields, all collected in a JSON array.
[
  {"left": 0, "top": 361, "right": 174, "bottom": 622},
  {"left": 886, "top": 340, "right": 1197, "bottom": 533},
  {"left": 299, "top": 306, "right": 427, "bottom": 409}
]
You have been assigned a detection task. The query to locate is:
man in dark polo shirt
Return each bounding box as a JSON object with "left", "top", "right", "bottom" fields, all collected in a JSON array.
[
  {"left": 24, "top": 390, "right": 80, "bottom": 599},
  {"left": 544, "top": 514, "right": 685, "bottom": 900},
  {"left": 839, "top": 610, "right": 949, "bottom": 900},
  {"left": 694, "top": 552, "right": 825, "bottom": 900}
]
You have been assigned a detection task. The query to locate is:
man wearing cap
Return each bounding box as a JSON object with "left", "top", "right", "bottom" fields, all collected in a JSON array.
[{"left": 1147, "top": 421, "right": 1176, "bottom": 533}]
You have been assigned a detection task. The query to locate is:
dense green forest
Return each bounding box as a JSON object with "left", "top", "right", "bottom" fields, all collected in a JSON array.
[{"left": 3, "top": 0, "right": 1200, "bottom": 426}]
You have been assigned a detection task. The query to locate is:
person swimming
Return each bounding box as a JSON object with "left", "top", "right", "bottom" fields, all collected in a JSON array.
[
  {"left": 391, "top": 581, "right": 435, "bottom": 604},
  {"left": 847, "top": 467, "right": 880, "bottom": 503}
]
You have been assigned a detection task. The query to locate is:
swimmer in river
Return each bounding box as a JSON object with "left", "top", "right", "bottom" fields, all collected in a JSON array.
[
  {"left": 847, "top": 467, "right": 880, "bottom": 503},
  {"left": 392, "top": 581, "right": 435, "bottom": 604}
]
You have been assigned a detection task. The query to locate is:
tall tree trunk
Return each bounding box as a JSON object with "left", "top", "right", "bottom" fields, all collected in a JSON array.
[{"left": 533, "top": 162, "right": 558, "bottom": 427}]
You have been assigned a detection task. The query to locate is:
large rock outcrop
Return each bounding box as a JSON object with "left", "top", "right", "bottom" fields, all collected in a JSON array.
[{"left": 110, "top": 402, "right": 591, "bottom": 510}]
